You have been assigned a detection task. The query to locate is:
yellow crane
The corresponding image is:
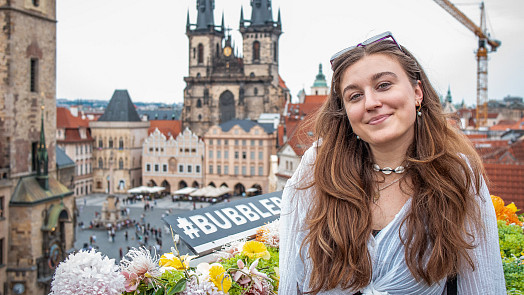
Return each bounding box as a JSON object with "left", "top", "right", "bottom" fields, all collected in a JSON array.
[{"left": 433, "top": 0, "right": 501, "bottom": 127}]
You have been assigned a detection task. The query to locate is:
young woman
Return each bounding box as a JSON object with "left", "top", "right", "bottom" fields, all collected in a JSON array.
[{"left": 279, "top": 32, "right": 506, "bottom": 294}]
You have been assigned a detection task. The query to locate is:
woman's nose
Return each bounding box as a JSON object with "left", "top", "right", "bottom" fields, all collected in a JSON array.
[{"left": 364, "top": 90, "right": 382, "bottom": 111}]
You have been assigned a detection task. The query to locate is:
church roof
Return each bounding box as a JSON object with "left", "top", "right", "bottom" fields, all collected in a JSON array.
[
  {"left": 312, "top": 64, "right": 328, "bottom": 88},
  {"left": 56, "top": 147, "right": 74, "bottom": 168},
  {"left": 98, "top": 90, "right": 141, "bottom": 122},
  {"left": 10, "top": 175, "right": 73, "bottom": 205},
  {"left": 219, "top": 119, "right": 275, "bottom": 134}
]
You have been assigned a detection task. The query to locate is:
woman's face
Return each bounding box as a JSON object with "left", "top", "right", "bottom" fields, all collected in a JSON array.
[{"left": 340, "top": 53, "right": 423, "bottom": 149}]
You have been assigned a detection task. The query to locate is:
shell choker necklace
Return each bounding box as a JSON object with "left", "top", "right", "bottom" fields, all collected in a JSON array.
[{"left": 373, "top": 163, "right": 406, "bottom": 175}]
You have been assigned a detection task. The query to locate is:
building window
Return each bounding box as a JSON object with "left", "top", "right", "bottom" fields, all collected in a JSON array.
[
  {"left": 253, "top": 41, "right": 260, "bottom": 61},
  {"left": 0, "top": 238, "right": 4, "bottom": 265},
  {"left": 119, "top": 158, "right": 124, "bottom": 169},
  {"left": 217, "top": 151, "right": 221, "bottom": 159},
  {"left": 259, "top": 151, "right": 263, "bottom": 160},
  {"left": 242, "top": 166, "right": 246, "bottom": 175},
  {"left": 163, "top": 164, "right": 167, "bottom": 172},
  {"left": 224, "top": 150, "right": 229, "bottom": 159},
  {"left": 209, "top": 165, "right": 213, "bottom": 174},
  {"left": 209, "top": 150, "right": 213, "bottom": 158},
  {"left": 198, "top": 43, "right": 204, "bottom": 63},
  {"left": 235, "top": 139, "right": 239, "bottom": 145},
  {"left": 251, "top": 140, "right": 255, "bottom": 146},
  {"left": 0, "top": 196, "right": 4, "bottom": 219},
  {"left": 217, "top": 139, "right": 221, "bottom": 145},
  {"left": 250, "top": 166, "right": 255, "bottom": 175},
  {"left": 188, "top": 165, "right": 192, "bottom": 173},
  {"left": 259, "top": 166, "right": 263, "bottom": 176},
  {"left": 254, "top": 87, "right": 258, "bottom": 95},
  {"left": 30, "top": 58, "right": 38, "bottom": 92},
  {"left": 196, "top": 99, "right": 202, "bottom": 108},
  {"left": 242, "top": 151, "right": 247, "bottom": 159},
  {"left": 146, "top": 164, "right": 151, "bottom": 172},
  {"left": 234, "top": 151, "right": 239, "bottom": 159},
  {"left": 224, "top": 165, "right": 229, "bottom": 175},
  {"left": 179, "top": 165, "right": 184, "bottom": 173},
  {"left": 290, "top": 162, "right": 293, "bottom": 171},
  {"left": 242, "top": 140, "right": 246, "bottom": 146},
  {"left": 76, "top": 146, "right": 78, "bottom": 155},
  {"left": 250, "top": 151, "right": 255, "bottom": 159},
  {"left": 209, "top": 139, "right": 213, "bottom": 145},
  {"left": 98, "top": 158, "right": 103, "bottom": 169},
  {"left": 259, "top": 140, "right": 263, "bottom": 146},
  {"left": 196, "top": 165, "right": 200, "bottom": 173},
  {"left": 234, "top": 166, "right": 239, "bottom": 175},
  {"left": 155, "top": 164, "right": 159, "bottom": 172},
  {"left": 99, "top": 139, "right": 103, "bottom": 148},
  {"left": 119, "top": 138, "right": 124, "bottom": 149},
  {"left": 108, "top": 138, "right": 113, "bottom": 148},
  {"left": 225, "top": 140, "right": 228, "bottom": 145},
  {"left": 217, "top": 165, "right": 221, "bottom": 175},
  {"left": 273, "top": 41, "right": 278, "bottom": 62}
]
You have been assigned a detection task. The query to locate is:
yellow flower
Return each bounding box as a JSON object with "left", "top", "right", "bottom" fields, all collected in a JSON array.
[
  {"left": 242, "top": 241, "right": 271, "bottom": 260},
  {"left": 209, "top": 264, "right": 231, "bottom": 292},
  {"left": 159, "top": 253, "right": 196, "bottom": 270},
  {"left": 491, "top": 195, "right": 522, "bottom": 226}
]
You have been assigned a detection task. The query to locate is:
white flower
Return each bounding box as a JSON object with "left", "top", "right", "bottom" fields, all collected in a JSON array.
[
  {"left": 213, "top": 238, "right": 246, "bottom": 261},
  {"left": 119, "top": 247, "right": 162, "bottom": 291},
  {"left": 49, "top": 249, "right": 125, "bottom": 295}
]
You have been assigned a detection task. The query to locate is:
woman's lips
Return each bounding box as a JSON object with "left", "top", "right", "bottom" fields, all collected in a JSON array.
[{"left": 367, "top": 114, "right": 390, "bottom": 125}]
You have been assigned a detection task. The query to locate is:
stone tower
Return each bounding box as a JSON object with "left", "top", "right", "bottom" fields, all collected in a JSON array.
[
  {"left": 182, "top": 0, "right": 288, "bottom": 136},
  {"left": 0, "top": 2, "right": 76, "bottom": 295}
]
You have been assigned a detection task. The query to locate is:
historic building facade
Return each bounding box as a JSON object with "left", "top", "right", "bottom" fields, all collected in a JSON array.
[
  {"left": 204, "top": 119, "right": 277, "bottom": 195},
  {"left": 56, "top": 107, "right": 94, "bottom": 196},
  {"left": 142, "top": 127, "right": 204, "bottom": 193},
  {"left": 90, "top": 90, "right": 150, "bottom": 194},
  {"left": 182, "top": 0, "right": 289, "bottom": 136},
  {"left": 0, "top": 1, "right": 76, "bottom": 294}
]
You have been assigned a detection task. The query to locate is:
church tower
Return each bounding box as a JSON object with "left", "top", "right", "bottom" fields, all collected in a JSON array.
[{"left": 183, "top": 0, "right": 288, "bottom": 137}]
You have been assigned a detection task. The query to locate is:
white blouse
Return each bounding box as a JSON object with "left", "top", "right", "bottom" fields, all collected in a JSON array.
[{"left": 279, "top": 145, "right": 507, "bottom": 295}]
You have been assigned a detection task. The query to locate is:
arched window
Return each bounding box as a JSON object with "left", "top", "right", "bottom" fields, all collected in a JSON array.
[
  {"left": 252, "top": 41, "right": 260, "bottom": 62},
  {"left": 254, "top": 87, "right": 258, "bottom": 95},
  {"left": 198, "top": 43, "right": 204, "bottom": 64},
  {"left": 273, "top": 41, "right": 278, "bottom": 62},
  {"left": 198, "top": 114, "right": 202, "bottom": 121},
  {"left": 98, "top": 139, "right": 103, "bottom": 148},
  {"left": 196, "top": 99, "right": 202, "bottom": 108},
  {"left": 119, "top": 137, "right": 124, "bottom": 149},
  {"left": 216, "top": 43, "right": 220, "bottom": 57},
  {"left": 119, "top": 158, "right": 124, "bottom": 169},
  {"left": 98, "top": 158, "right": 103, "bottom": 169},
  {"left": 108, "top": 138, "right": 113, "bottom": 148}
]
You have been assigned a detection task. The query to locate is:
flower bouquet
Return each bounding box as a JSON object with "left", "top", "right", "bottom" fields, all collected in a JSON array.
[
  {"left": 491, "top": 195, "right": 524, "bottom": 294},
  {"left": 50, "top": 220, "right": 280, "bottom": 295}
]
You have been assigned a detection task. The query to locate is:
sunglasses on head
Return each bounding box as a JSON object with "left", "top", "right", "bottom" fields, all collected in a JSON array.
[{"left": 329, "top": 31, "right": 403, "bottom": 70}]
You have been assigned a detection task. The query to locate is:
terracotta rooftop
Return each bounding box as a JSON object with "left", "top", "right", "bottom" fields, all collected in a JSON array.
[
  {"left": 278, "top": 75, "right": 288, "bottom": 90},
  {"left": 57, "top": 107, "right": 91, "bottom": 128},
  {"left": 148, "top": 120, "right": 182, "bottom": 139},
  {"left": 303, "top": 95, "right": 327, "bottom": 104}
]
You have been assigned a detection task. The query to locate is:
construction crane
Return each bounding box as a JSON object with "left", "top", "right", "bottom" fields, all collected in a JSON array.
[{"left": 433, "top": 0, "right": 501, "bottom": 127}]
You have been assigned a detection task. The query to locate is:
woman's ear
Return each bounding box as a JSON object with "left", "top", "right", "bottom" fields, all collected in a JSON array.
[{"left": 414, "top": 80, "right": 423, "bottom": 103}]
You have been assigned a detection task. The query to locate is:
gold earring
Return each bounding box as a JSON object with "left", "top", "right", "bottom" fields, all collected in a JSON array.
[{"left": 416, "top": 103, "right": 422, "bottom": 117}]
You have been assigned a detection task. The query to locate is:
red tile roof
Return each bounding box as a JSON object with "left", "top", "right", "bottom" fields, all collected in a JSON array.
[
  {"left": 149, "top": 120, "right": 182, "bottom": 138},
  {"left": 278, "top": 75, "right": 288, "bottom": 90},
  {"left": 303, "top": 95, "right": 327, "bottom": 104},
  {"left": 57, "top": 107, "right": 91, "bottom": 128}
]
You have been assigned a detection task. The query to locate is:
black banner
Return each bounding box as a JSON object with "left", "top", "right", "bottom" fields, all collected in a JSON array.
[{"left": 162, "top": 191, "right": 282, "bottom": 255}]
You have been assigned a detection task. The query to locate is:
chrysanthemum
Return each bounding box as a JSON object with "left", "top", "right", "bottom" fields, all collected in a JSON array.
[
  {"left": 159, "top": 253, "right": 196, "bottom": 270},
  {"left": 209, "top": 264, "right": 232, "bottom": 292},
  {"left": 119, "top": 247, "right": 162, "bottom": 287},
  {"left": 256, "top": 220, "right": 280, "bottom": 248},
  {"left": 242, "top": 241, "right": 271, "bottom": 260},
  {"left": 49, "top": 249, "right": 125, "bottom": 295}
]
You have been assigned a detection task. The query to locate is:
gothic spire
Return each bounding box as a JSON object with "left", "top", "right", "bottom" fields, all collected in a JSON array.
[
  {"left": 195, "top": 0, "right": 215, "bottom": 31},
  {"left": 240, "top": 6, "right": 245, "bottom": 28},
  {"left": 277, "top": 8, "right": 281, "bottom": 27},
  {"left": 249, "top": 0, "right": 273, "bottom": 26},
  {"left": 36, "top": 103, "right": 49, "bottom": 189},
  {"left": 221, "top": 12, "right": 225, "bottom": 31},
  {"left": 186, "top": 10, "right": 191, "bottom": 31}
]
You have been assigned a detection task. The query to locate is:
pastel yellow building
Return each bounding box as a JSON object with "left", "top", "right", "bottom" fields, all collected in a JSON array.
[{"left": 204, "top": 120, "right": 277, "bottom": 195}]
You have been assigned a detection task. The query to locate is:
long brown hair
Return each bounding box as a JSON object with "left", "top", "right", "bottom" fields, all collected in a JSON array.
[{"left": 302, "top": 40, "right": 485, "bottom": 293}]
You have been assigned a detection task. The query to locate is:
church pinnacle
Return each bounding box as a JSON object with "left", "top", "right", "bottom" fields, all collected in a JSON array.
[
  {"left": 195, "top": 0, "right": 215, "bottom": 31},
  {"left": 312, "top": 64, "right": 327, "bottom": 88},
  {"left": 36, "top": 103, "right": 49, "bottom": 189}
]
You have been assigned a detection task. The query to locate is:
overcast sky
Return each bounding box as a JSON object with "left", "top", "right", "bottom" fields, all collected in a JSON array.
[{"left": 56, "top": 0, "right": 524, "bottom": 106}]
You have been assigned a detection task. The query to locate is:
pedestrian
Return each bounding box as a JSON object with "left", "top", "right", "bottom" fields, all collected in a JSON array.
[
  {"left": 125, "top": 230, "right": 128, "bottom": 241},
  {"left": 119, "top": 247, "right": 123, "bottom": 260},
  {"left": 279, "top": 31, "right": 505, "bottom": 294}
]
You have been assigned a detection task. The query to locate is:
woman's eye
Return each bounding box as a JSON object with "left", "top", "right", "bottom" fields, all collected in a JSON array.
[
  {"left": 377, "top": 82, "right": 391, "bottom": 89},
  {"left": 348, "top": 93, "right": 362, "bottom": 101}
]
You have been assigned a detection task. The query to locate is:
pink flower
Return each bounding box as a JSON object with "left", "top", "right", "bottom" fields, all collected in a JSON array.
[
  {"left": 233, "top": 259, "right": 270, "bottom": 292},
  {"left": 121, "top": 271, "right": 140, "bottom": 292}
]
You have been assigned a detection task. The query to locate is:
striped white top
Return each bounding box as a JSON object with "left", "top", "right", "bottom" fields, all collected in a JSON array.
[{"left": 279, "top": 145, "right": 506, "bottom": 295}]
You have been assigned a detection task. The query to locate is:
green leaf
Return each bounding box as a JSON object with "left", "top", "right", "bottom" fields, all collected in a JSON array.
[{"left": 168, "top": 279, "right": 186, "bottom": 294}]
